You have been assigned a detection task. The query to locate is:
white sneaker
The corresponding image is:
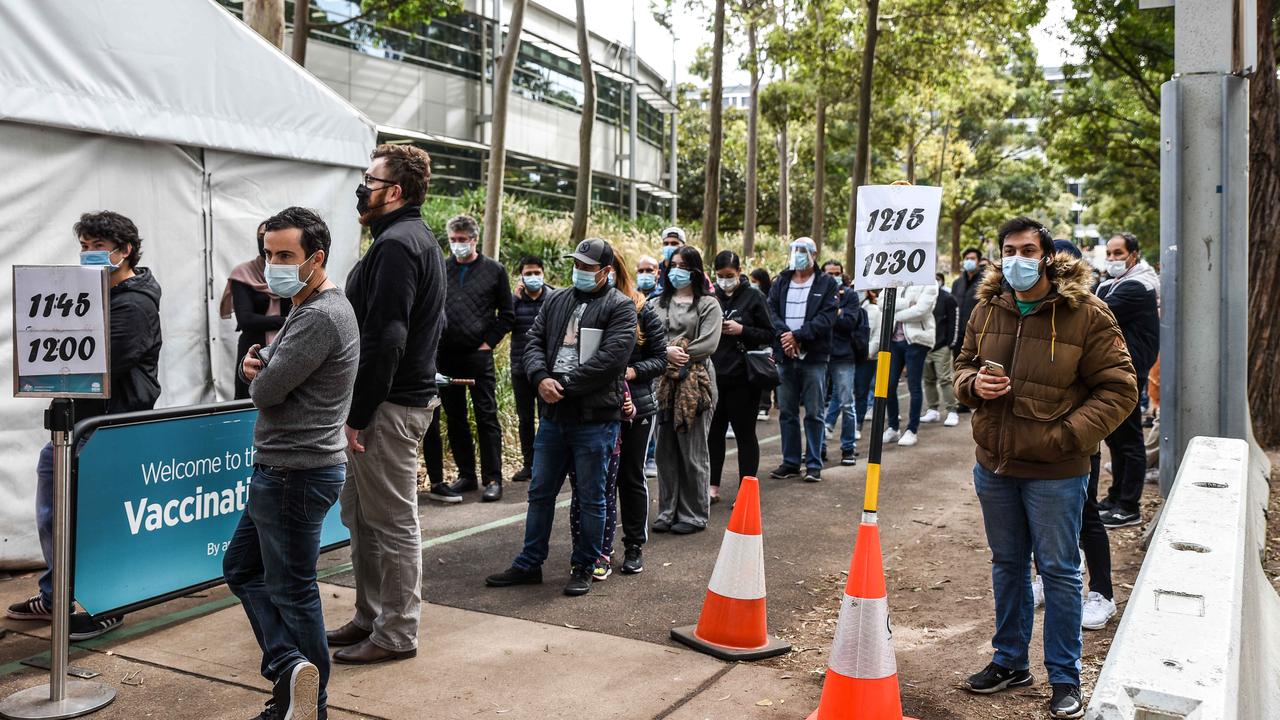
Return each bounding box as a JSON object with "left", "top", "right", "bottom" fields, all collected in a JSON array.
[
  {"left": 643, "top": 460, "right": 657, "bottom": 478},
  {"left": 920, "top": 409, "right": 940, "bottom": 423},
  {"left": 897, "top": 430, "right": 918, "bottom": 447},
  {"left": 757, "top": 409, "right": 769, "bottom": 421},
  {"left": 864, "top": 408, "right": 874, "bottom": 422},
  {"left": 855, "top": 428, "right": 862, "bottom": 441},
  {"left": 1104, "top": 462, "right": 1113, "bottom": 475},
  {"left": 944, "top": 411, "right": 960, "bottom": 427},
  {"left": 1082, "top": 591, "right": 1117, "bottom": 630},
  {"left": 1032, "top": 576, "right": 1045, "bottom": 608},
  {"left": 882, "top": 428, "right": 901, "bottom": 444},
  {"left": 726, "top": 426, "right": 736, "bottom": 440}
]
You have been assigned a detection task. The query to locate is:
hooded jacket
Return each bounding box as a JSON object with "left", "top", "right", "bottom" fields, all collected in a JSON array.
[
  {"left": 1095, "top": 260, "right": 1159, "bottom": 377},
  {"left": 953, "top": 254, "right": 1137, "bottom": 479},
  {"left": 626, "top": 301, "right": 668, "bottom": 419},
  {"left": 766, "top": 269, "right": 838, "bottom": 363},
  {"left": 75, "top": 268, "right": 163, "bottom": 421}
]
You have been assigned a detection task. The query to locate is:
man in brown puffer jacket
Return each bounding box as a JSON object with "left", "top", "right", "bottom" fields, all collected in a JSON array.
[{"left": 952, "top": 216, "right": 1136, "bottom": 720}]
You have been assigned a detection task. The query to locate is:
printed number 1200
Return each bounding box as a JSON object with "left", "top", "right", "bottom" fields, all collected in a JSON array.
[{"left": 863, "top": 249, "right": 926, "bottom": 277}]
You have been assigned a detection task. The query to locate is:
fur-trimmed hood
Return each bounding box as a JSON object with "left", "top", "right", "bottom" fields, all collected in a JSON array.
[{"left": 976, "top": 253, "right": 1096, "bottom": 308}]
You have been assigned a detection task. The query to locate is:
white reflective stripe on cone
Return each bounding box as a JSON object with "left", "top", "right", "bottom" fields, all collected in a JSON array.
[
  {"left": 828, "top": 594, "right": 898, "bottom": 680},
  {"left": 706, "top": 529, "right": 767, "bottom": 601}
]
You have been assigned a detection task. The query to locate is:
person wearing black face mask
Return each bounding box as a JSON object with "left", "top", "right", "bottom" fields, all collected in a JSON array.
[
  {"left": 327, "top": 144, "right": 446, "bottom": 666},
  {"left": 220, "top": 221, "right": 292, "bottom": 399}
]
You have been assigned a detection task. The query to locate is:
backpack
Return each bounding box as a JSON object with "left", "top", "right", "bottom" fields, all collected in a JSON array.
[{"left": 850, "top": 304, "right": 870, "bottom": 363}]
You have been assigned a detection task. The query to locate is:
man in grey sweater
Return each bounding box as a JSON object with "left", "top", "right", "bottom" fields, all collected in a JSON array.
[{"left": 225, "top": 207, "right": 359, "bottom": 720}]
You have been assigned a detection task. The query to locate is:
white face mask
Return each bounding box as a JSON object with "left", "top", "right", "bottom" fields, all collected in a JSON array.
[
  {"left": 716, "top": 276, "right": 738, "bottom": 291},
  {"left": 450, "top": 242, "right": 474, "bottom": 259},
  {"left": 1106, "top": 259, "right": 1128, "bottom": 278}
]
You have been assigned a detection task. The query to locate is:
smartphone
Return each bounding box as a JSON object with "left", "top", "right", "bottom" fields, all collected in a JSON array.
[{"left": 982, "top": 360, "right": 1005, "bottom": 377}]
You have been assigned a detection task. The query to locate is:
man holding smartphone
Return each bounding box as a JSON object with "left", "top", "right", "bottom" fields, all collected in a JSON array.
[{"left": 952, "top": 216, "right": 1136, "bottom": 719}]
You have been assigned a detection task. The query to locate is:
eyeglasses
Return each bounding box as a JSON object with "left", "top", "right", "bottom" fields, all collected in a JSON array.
[{"left": 363, "top": 174, "right": 398, "bottom": 188}]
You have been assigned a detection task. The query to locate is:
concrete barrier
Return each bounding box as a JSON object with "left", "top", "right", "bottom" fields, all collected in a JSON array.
[{"left": 1087, "top": 436, "right": 1279, "bottom": 719}]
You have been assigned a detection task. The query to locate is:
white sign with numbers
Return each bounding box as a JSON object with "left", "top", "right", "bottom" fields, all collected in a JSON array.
[
  {"left": 13, "top": 265, "right": 110, "bottom": 398},
  {"left": 853, "top": 184, "right": 943, "bottom": 291}
]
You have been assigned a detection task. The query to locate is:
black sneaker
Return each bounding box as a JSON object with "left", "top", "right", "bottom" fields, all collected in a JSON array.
[
  {"left": 651, "top": 519, "right": 672, "bottom": 533},
  {"left": 69, "top": 613, "right": 122, "bottom": 641},
  {"left": 620, "top": 546, "right": 644, "bottom": 575},
  {"left": 564, "top": 565, "right": 592, "bottom": 596},
  {"left": 251, "top": 700, "right": 280, "bottom": 720},
  {"left": 670, "top": 522, "right": 703, "bottom": 535},
  {"left": 1100, "top": 508, "right": 1141, "bottom": 529},
  {"left": 423, "top": 482, "right": 462, "bottom": 504},
  {"left": 6, "top": 595, "right": 51, "bottom": 621},
  {"left": 511, "top": 467, "right": 532, "bottom": 483},
  {"left": 1049, "top": 683, "right": 1084, "bottom": 718},
  {"left": 804, "top": 468, "right": 822, "bottom": 483},
  {"left": 769, "top": 464, "right": 801, "bottom": 479},
  {"left": 963, "top": 662, "right": 1034, "bottom": 694},
  {"left": 447, "top": 476, "right": 479, "bottom": 494},
  {"left": 841, "top": 450, "right": 857, "bottom": 466},
  {"left": 271, "top": 660, "right": 318, "bottom": 720},
  {"left": 485, "top": 565, "right": 543, "bottom": 587}
]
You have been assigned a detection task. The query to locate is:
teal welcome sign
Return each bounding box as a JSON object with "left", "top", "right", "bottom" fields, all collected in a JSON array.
[{"left": 73, "top": 406, "right": 349, "bottom": 616}]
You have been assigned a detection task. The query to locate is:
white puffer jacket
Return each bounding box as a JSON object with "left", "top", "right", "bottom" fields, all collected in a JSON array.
[
  {"left": 892, "top": 283, "right": 938, "bottom": 348},
  {"left": 862, "top": 296, "right": 883, "bottom": 357}
]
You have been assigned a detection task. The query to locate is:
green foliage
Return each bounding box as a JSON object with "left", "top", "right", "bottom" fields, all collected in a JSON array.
[{"left": 1042, "top": 0, "right": 1174, "bottom": 248}]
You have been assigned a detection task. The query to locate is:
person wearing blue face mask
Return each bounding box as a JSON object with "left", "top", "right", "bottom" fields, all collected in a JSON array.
[
  {"left": 9, "top": 211, "right": 162, "bottom": 646},
  {"left": 636, "top": 254, "right": 659, "bottom": 298},
  {"left": 421, "top": 213, "right": 514, "bottom": 505},
  {"left": 649, "top": 226, "right": 687, "bottom": 298},
  {"left": 487, "top": 238, "right": 638, "bottom": 597},
  {"left": 765, "top": 237, "right": 838, "bottom": 483},
  {"left": 953, "top": 216, "right": 1136, "bottom": 719},
  {"left": 951, "top": 247, "right": 987, "bottom": 415},
  {"left": 230, "top": 207, "right": 359, "bottom": 720},
  {"left": 507, "top": 256, "right": 553, "bottom": 485}
]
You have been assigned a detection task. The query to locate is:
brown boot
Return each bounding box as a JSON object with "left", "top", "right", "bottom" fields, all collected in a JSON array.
[
  {"left": 325, "top": 621, "right": 370, "bottom": 647},
  {"left": 332, "top": 638, "right": 416, "bottom": 665}
]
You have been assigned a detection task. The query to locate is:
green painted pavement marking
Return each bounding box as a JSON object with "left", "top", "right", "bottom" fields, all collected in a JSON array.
[{"left": 0, "top": 431, "right": 783, "bottom": 679}]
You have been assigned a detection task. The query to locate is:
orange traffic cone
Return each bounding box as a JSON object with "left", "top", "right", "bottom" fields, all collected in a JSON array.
[
  {"left": 807, "top": 520, "right": 917, "bottom": 720},
  {"left": 670, "top": 476, "right": 791, "bottom": 661}
]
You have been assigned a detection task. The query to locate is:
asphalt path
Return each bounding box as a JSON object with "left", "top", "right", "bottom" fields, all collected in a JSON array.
[{"left": 321, "top": 391, "right": 975, "bottom": 648}]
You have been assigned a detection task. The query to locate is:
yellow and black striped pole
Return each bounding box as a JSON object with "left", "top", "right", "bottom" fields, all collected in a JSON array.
[{"left": 862, "top": 286, "right": 897, "bottom": 521}]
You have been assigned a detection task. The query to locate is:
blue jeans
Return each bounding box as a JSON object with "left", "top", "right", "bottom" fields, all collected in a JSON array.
[
  {"left": 854, "top": 359, "right": 876, "bottom": 430},
  {"left": 823, "top": 362, "right": 858, "bottom": 454},
  {"left": 224, "top": 464, "right": 345, "bottom": 711},
  {"left": 515, "top": 418, "right": 619, "bottom": 570},
  {"left": 886, "top": 340, "right": 927, "bottom": 433},
  {"left": 778, "top": 361, "right": 827, "bottom": 471},
  {"left": 973, "top": 464, "right": 1087, "bottom": 686}
]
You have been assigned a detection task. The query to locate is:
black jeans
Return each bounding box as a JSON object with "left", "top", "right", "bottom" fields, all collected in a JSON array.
[
  {"left": 224, "top": 464, "right": 345, "bottom": 712},
  {"left": 708, "top": 375, "right": 763, "bottom": 487},
  {"left": 616, "top": 414, "right": 653, "bottom": 548},
  {"left": 511, "top": 367, "right": 537, "bottom": 472},
  {"left": 1103, "top": 372, "right": 1148, "bottom": 514},
  {"left": 1079, "top": 452, "right": 1112, "bottom": 599},
  {"left": 424, "top": 349, "right": 503, "bottom": 486}
]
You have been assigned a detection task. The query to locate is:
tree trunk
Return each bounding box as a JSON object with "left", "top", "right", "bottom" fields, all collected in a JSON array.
[
  {"left": 701, "top": 0, "right": 727, "bottom": 256},
  {"left": 812, "top": 95, "right": 826, "bottom": 249},
  {"left": 482, "top": 0, "right": 528, "bottom": 260},
  {"left": 290, "top": 0, "right": 309, "bottom": 64},
  {"left": 743, "top": 19, "right": 761, "bottom": 257},
  {"left": 950, "top": 213, "right": 963, "bottom": 276},
  {"left": 905, "top": 126, "right": 916, "bottom": 184},
  {"left": 778, "top": 126, "right": 790, "bottom": 239},
  {"left": 571, "top": 0, "right": 596, "bottom": 243},
  {"left": 1248, "top": 0, "right": 1280, "bottom": 447},
  {"left": 845, "top": 0, "right": 880, "bottom": 272},
  {"left": 244, "top": 0, "right": 284, "bottom": 49}
]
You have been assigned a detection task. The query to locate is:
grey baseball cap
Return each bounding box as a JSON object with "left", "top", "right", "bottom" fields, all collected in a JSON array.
[{"left": 564, "top": 237, "right": 615, "bottom": 268}]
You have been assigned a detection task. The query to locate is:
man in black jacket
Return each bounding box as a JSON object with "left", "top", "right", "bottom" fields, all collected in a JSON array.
[
  {"left": 951, "top": 247, "right": 985, "bottom": 413},
  {"left": 922, "top": 273, "right": 961, "bottom": 427},
  {"left": 1096, "top": 233, "right": 1160, "bottom": 528},
  {"left": 328, "top": 144, "right": 445, "bottom": 665},
  {"left": 507, "top": 255, "right": 552, "bottom": 484},
  {"left": 8, "top": 211, "right": 162, "bottom": 641},
  {"left": 486, "top": 238, "right": 637, "bottom": 597},
  {"left": 765, "top": 237, "right": 838, "bottom": 482},
  {"left": 421, "top": 214, "right": 514, "bottom": 504}
]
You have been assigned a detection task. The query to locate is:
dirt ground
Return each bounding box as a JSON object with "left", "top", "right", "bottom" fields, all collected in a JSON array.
[{"left": 760, "top": 467, "right": 1163, "bottom": 719}]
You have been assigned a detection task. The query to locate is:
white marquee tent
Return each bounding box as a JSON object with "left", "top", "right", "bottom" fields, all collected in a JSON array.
[{"left": 0, "top": 0, "right": 377, "bottom": 566}]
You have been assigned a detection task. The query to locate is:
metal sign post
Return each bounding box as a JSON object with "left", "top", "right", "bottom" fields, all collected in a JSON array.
[
  {"left": 3, "top": 267, "right": 115, "bottom": 720},
  {"left": 852, "top": 181, "right": 942, "bottom": 519}
]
